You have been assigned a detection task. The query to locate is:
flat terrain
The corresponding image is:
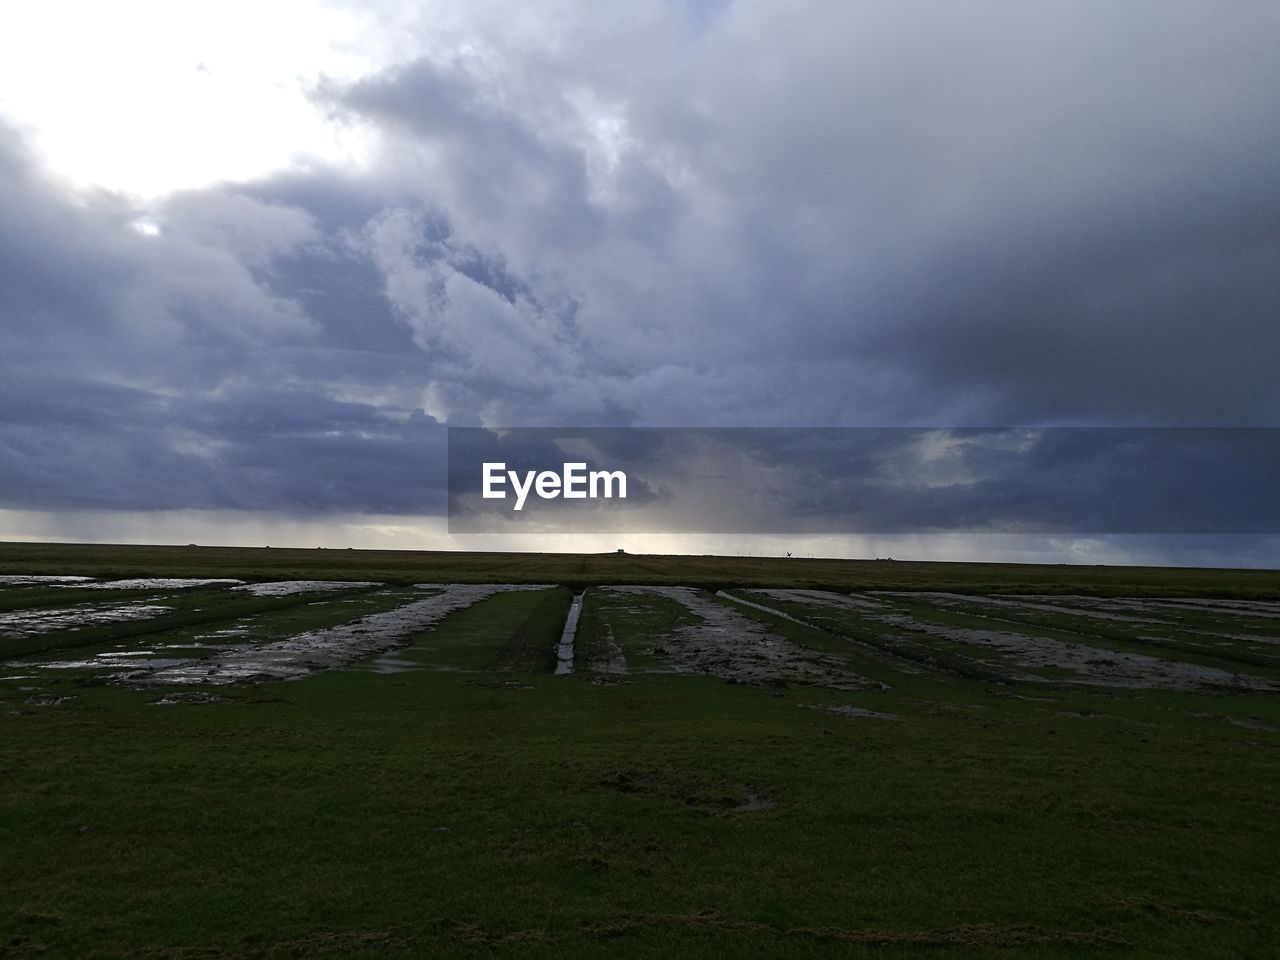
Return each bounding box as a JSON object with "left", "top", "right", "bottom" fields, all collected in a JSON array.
[
  {"left": 1, "top": 543, "right": 1278, "bottom": 958},
  {"left": 5, "top": 540, "right": 1280, "bottom": 597}
]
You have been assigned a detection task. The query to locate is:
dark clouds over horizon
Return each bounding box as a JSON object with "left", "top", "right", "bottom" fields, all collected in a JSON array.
[
  {"left": 447, "top": 427, "right": 1280, "bottom": 535},
  {"left": 2, "top": 1, "right": 1279, "bottom": 560}
]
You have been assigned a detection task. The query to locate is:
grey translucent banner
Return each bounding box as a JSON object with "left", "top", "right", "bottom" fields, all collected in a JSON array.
[{"left": 447, "top": 427, "right": 1280, "bottom": 534}]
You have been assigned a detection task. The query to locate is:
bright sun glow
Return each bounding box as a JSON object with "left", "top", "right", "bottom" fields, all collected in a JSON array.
[{"left": 0, "top": 0, "right": 387, "bottom": 198}]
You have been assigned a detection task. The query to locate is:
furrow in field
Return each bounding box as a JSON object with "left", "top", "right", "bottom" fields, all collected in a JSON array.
[
  {"left": 603, "top": 586, "right": 880, "bottom": 690},
  {"left": 880, "top": 592, "right": 1280, "bottom": 665},
  {"left": 1004, "top": 594, "right": 1280, "bottom": 623},
  {"left": 555, "top": 592, "right": 582, "bottom": 675},
  {"left": 737, "top": 589, "right": 1279, "bottom": 689},
  {"left": 748, "top": 588, "right": 887, "bottom": 611},
  {"left": 587, "top": 624, "right": 628, "bottom": 675},
  {"left": 869, "top": 612, "right": 1277, "bottom": 692},
  {"left": 874, "top": 591, "right": 1162, "bottom": 624},
  {"left": 726, "top": 590, "right": 942, "bottom": 678}
]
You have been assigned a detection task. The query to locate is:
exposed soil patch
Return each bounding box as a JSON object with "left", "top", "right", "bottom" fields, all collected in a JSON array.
[{"left": 603, "top": 586, "right": 879, "bottom": 690}]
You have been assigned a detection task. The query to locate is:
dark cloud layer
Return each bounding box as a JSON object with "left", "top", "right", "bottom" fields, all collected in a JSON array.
[
  {"left": 2, "top": 2, "right": 1278, "bottom": 561},
  {"left": 448, "top": 428, "right": 1280, "bottom": 535}
]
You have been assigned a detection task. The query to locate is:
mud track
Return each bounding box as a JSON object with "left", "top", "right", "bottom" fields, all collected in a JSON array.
[
  {"left": 603, "top": 586, "right": 879, "bottom": 691},
  {"left": 869, "top": 613, "right": 1277, "bottom": 692},
  {"left": 124, "top": 584, "right": 552, "bottom": 686},
  {"left": 1, "top": 602, "right": 173, "bottom": 639}
]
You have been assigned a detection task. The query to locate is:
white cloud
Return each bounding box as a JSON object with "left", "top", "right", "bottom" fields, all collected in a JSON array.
[{"left": 0, "top": 0, "right": 383, "bottom": 197}]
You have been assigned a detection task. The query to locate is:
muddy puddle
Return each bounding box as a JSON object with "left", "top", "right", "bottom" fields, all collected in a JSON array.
[
  {"left": 869, "top": 612, "right": 1276, "bottom": 692},
  {"left": 54, "top": 578, "right": 244, "bottom": 590},
  {"left": 233, "top": 580, "right": 381, "bottom": 597},
  {"left": 0, "top": 575, "right": 96, "bottom": 585},
  {"left": 734, "top": 793, "right": 774, "bottom": 813},
  {"left": 367, "top": 655, "right": 419, "bottom": 674},
  {"left": 36, "top": 655, "right": 194, "bottom": 670},
  {"left": 601, "top": 586, "right": 880, "bottom": 691},
  {"left": 122, "top": 584, "right": 554, "bottom": 686},
  {"left": 0, "top": 602, "right": 173, "bottom": 639},
  {"left": 555, "top": 593, "right": 583, "bottom": 676}
]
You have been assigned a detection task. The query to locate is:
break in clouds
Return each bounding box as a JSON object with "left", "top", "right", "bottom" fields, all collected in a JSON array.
[{"left": 2, "top": 1, "right": 1279, "bottom": 562}]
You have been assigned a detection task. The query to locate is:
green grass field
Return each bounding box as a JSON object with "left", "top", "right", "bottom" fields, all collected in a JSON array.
[{"left": 1, "top": 542, "right": 1277, "bottom": 958}]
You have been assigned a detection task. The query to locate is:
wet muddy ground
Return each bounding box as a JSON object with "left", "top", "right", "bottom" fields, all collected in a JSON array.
[
  {"left": 733, "top": 588, "right": 1280, "bottom": 692},
  {"left": 554, "top": 593, "right": 582, "bottom": 676},
  {"left": 0, "top": 574, "right": 1276, "bottom": 695},
  {"left": 232, "top": 580, "right": 382, "bottom": 596},
  {"left": 2, "top": 561, "right": 1279, "bottom": 958},
  {"left": 0, "top": 602, "right": 173, "bottom": 639},
  {"left": 597, "top": 586, "right": 881, "bottom": 690},
  {"left": 126, "top": 584, "right": 553, "bottom": 685}
]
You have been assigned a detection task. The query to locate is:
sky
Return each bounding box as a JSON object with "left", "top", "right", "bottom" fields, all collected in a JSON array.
[{"left": 1, "top": 1, "right": 1278, "bottom": 565}]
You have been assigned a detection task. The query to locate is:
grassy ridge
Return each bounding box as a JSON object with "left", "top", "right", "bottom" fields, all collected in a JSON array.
[
  {"left": 3, "top": 541, "right": 1280, "bottom": 597},
  {"left": 493, "top": 587, "right": 574, "bottom": 673}
]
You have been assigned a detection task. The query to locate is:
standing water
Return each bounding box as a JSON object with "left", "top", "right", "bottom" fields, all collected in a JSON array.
[{"left": 555, "top": 592, "right": 583, "bottom": 675}]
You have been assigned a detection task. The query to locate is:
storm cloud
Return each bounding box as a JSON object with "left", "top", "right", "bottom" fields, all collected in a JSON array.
[{"left": 2, "top": 1, "right": 1278, "bottom": 561}]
